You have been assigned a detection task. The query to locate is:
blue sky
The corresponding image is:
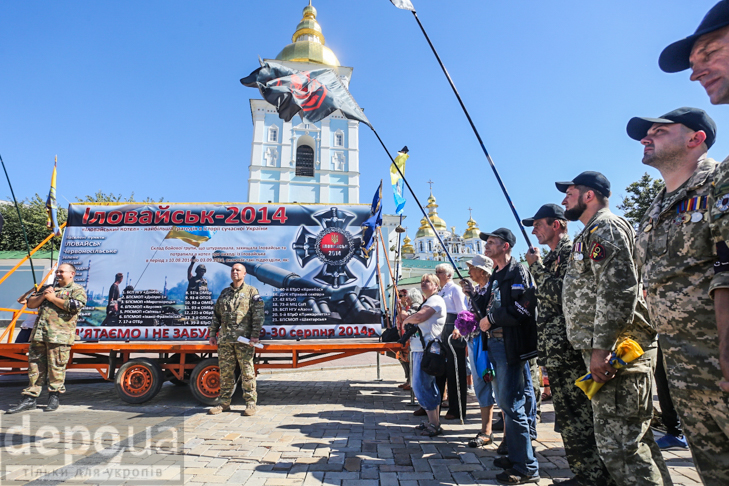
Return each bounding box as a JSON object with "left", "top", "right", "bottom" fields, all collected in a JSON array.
[{"left": 0, "top": 0, "right": 726, "bottom": 255}]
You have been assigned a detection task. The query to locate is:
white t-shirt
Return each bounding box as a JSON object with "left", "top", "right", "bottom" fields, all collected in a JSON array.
[
  {"left": 439, "top": 281, "right": 467, "bottom": 315},
  {"left": 409, "top": 294, "right": 446, "bottom": 352}
]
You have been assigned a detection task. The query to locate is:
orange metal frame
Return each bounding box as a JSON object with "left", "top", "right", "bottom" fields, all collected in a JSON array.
[{"left": 0, "top": 341, "right": 402, "bottom": 381}]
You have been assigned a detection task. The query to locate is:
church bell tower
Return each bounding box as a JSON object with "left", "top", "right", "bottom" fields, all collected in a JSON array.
[{"left": 246, "top": 2, "right": 361, "bottom": 204}]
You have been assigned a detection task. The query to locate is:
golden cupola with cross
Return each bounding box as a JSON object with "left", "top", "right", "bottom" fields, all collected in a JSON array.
[
  {"left": 275, "top": 2, "right": 340, "bottom": 67},
  {"left": 425, "top": 190, "right": 447, "bottom": 232}
]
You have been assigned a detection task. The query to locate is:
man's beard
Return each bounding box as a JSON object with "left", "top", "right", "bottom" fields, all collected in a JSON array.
[
  {"left": 564, "top": 198, "right": 587, "bottom": 221},
  {"left": 642, "top": 144, "right": 684, "bottom": 170}
]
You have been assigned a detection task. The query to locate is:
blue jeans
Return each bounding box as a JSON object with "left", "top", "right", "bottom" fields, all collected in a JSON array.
[
  {"left": 411, "top": 351, "right": 440, "bottom": 411},
  {"left": 524, "top": 362, "right": 537, "bottom": 440},
  {"left": 467, "top": 338, "right": 495, "bottom": 407},
  {"left": 488, "top": 337, "right": 538, "bottom": 477}
]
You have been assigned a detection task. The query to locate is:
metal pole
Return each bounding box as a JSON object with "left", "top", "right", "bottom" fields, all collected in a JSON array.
[
  {"left": 0, "top": 154, "right": 38, "bottom": 287},
  {"left": 408, "top": 11, "right": 534, "bottom": 250},
  {"left": 376, "top": 351, "right": 382, "bottom": 381}
]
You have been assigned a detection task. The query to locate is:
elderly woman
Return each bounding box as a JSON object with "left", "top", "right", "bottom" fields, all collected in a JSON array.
[
  {"left": 403, "top": 274, "right": 446, "bottom": 437},
  {"left": 457, "top": 255, "right": 497, "bottom": 448},
  {"left": 436, "top": 263, "right": 469, "bottom": 420},
  {"left": 396, "top": 288, "right": 424, "bottom": 390}
]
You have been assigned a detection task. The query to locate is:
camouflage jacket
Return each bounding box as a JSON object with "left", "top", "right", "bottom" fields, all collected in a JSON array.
[
  {"left": 529, "top": 233, "right": 576, "bottom": 367},
  {"left": 635, "top": 157, "right": 724, "bottom": 390},
  {"left": 563, "top": 208, "right": 656, "bottom": 352},
  {"left": 209, "top": 283, "right": 264, "bottom": 343},
  {"left": 31, "top": 282, "right": 87, "bottom": 345}
]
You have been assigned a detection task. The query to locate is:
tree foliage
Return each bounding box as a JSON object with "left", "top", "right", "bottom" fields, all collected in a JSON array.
[
  {"left": 616, "top": 173, "right": 665, "bottom": 228},
  {"left": 0, "top": 194, "right": 67, "bottom": 252},
  {"left": 75, "top": 191, "right": 165, "bottom": 203}
]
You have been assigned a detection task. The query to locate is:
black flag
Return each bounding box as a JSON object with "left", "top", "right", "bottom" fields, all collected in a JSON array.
[{"left": 241, "top": 60, "right": 370, "bottom": 127}]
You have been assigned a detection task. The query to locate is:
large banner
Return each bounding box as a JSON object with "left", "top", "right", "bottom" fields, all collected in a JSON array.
[{"left": 61, "top": 203, "right": 384, "bottom": 341}]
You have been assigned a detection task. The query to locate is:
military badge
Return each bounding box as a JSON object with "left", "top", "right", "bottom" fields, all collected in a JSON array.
[
  {"left": 574, "top": 253, "right": 584, "bottom": 261},
  {"left": 681, "top": 212, "right": 691, "bottom": 224},
  {"left": 691, "top": 212, "right": 703, "bottom": 223},
  {"left": 590, "top": 242, "right": 606, "bottom": 261},
  {"left": 716, "top": 194, "right": 729, "bottom": 212},
  {"left": 643, "top": 223, "right": 653, "bottom": 233}
]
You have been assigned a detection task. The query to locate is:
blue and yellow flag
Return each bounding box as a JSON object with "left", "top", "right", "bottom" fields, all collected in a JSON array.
[
  {"left": 390, "top": 148, "right": 409, "bottom": 215},
  {"left": 164, "top": 226, "right": 213, "bottom": 247},
  {"left": 46, "top": 156, "right": 61, "bottom": 237},
  {"left": 361, "top": 181, "right": 383, "bottom": 258}
]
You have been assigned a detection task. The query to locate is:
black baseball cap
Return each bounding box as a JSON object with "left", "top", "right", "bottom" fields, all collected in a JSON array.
[
  {"left": 626, "top": 107, "right": 717, "bottom": 148},
  {"left": 479, "top": 228, "right": 517, "bottom": 247},
  {"left": 659, "top": 0, "right": 729, "bottom": 73},
  {"left": 555, "top": 171, "right": 611, "bottom": 198},
  {"left": 522, "top": 204, "right": 566, "bottom": 227}
]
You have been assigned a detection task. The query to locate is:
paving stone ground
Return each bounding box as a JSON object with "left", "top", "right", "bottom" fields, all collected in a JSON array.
[{"left": 0, "top": 358, "right": 700, "bottom": 485}]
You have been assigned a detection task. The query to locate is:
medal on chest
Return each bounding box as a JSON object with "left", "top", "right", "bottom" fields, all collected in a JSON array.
[
  {"left": 677, "top": 195, "right": 708, "bottom": 224},
  {"left": 572, "top": 242, "right": 584, "bottom": 261}
]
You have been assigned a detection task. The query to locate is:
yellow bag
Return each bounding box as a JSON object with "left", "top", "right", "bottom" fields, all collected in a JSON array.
[{"left": 575, "top": 338, "right": 644, "bottom": 399}]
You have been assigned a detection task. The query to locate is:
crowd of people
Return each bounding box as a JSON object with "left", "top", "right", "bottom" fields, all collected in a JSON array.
[{"left": 392, "top": 3, "right": 729, "bottom": 485}]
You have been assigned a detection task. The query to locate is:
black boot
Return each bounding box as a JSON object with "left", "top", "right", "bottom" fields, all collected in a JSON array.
[
  {"left": 7, "top": 396, "right": 37, "bottom": 414},
  {"left": 45, "top": 392, "right": 60, "bottom": 412}
]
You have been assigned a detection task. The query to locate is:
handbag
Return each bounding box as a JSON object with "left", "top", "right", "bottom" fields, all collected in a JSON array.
[
  {"left": 420, "top": 333, "right": 446, "bottom": 377},
  {"left": 380, "top": 327, "right": 400, "bottom": 343}
]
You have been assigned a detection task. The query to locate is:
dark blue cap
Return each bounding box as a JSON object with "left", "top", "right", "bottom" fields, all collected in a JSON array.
[
  {"left": 479, "top": 228, "right": 517, "bottom": 247},
  {"left": 522, "top": 204, "right": 567, "bottom": 227},
  {"left": 660, "top": 0, "right": 729, "bottom": 73},
  {"left": 627, "top": 107, "right": 717, "bottom": 148},
  {"left": 555, "top": 171, "right": 611, "bottom": 198}
]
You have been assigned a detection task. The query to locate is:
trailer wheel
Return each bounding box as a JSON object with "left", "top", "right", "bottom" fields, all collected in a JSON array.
[
  {"left": 190, "top": 358, "right": 220, "bottom": 406},
  {"left": 115, "top": 358, "right": 164, "bottom": 404}
]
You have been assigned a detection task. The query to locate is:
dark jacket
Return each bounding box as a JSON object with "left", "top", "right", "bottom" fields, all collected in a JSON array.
[{"left": 474, "top": 257, "right": 538, "bottom": 365}]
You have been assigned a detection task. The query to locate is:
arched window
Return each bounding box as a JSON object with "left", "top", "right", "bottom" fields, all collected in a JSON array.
[
  {"left": 295, "top": 145, "right": 315, "bottom": 177},
  {"left": 428, "top": 241, "right": 433, "bottom": 252},
  {"left": 268, "top": 126, "right": 278, "bottom": 143},
  {"left": 334, "top": 130, "right": 344, "bottom": 147}
]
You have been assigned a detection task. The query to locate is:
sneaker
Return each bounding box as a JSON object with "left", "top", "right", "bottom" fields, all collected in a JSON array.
[
  {"left": 207, "top": 404, "right": 231, "bottom": 415},
  {"left": 656, "top": 434, "right": 688, "bottom": 450},
  {"left": 243, "top": 403, "right": 257, "bottom": 416},
  {"left": 467, "top": 386, "right": 475, "bottom": 394}
]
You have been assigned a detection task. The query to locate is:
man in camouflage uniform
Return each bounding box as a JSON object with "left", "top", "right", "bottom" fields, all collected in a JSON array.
[
  {"left": 208, "top": 263, "right": 264, "bottom": 416},
  {"left": 557, "top": 172, "right": 672, "bottom": 486},
  {"left": 8, "top": 263, "right": 87, "bottom": 414},
  {"left": 628, "top": 107, "right": 729, "bottom": 485},
  {"left": 524, "top": 204, "right": 613, "bottom": 486}
]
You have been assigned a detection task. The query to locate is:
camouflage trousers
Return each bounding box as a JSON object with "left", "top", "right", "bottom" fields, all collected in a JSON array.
[
  {"left": 22, "top": 341, "right": 71, "bottom": 397},
  {"left": 547, "top": 353, "right": 615, "bottom": 486},
  {"left": 669, "top": 388, "right": 729, "bottom": 486},
  {"left": 217, "top": 342, "right": 256, "bottom": 406},
  {"left": 582, "top": 348, "right": 673, "bottom": 486}
]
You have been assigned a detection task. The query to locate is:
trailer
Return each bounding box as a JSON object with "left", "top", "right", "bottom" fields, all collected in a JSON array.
[{"left": 0, "top": 339, "right": 401, "bottom": 405}]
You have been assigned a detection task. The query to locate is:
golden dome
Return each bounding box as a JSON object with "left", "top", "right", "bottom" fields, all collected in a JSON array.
[
  {"left": 402, "top": 235, "right": 415, "bottom": 255},
  {"left": 426, "top": 192, "right": 447, "bottom": 231},
  {"left": 463, "top": 216, "right": 480, "bottom": 239},
  {"left": 415, "top": 217, "right": 435, "bottom": 238},
  {"left": 275, "top": 3, "right": 340, "bottom": 67}
]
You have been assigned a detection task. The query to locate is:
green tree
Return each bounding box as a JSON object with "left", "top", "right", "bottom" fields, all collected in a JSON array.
[
  {"left": 616, "top": 172, "right": 665, "bottom": 228},
  {"left": 0, "top": 194, "right": 68, "bottom": 252}
]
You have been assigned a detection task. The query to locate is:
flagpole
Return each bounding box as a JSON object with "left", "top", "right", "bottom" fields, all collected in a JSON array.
[
  {"left": 406, "top": 9, "right": 534, "bottom": 249},
  {"left": 369, "top": 128, "right": 467, "bottom": 281},
  {"left": 0, "top": 154, "right": 38, "bottom": 288}
]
